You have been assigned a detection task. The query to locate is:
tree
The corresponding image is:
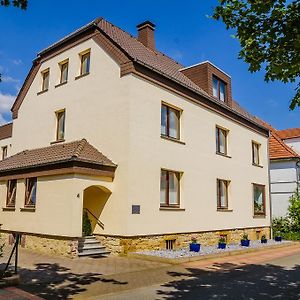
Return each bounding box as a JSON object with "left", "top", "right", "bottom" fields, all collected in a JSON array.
[
  {"left": 0, "top": 0, "right": 27, "bottom": 9},
  {"left": 213, "top": 0, "right": 300, "bottom": 110}
]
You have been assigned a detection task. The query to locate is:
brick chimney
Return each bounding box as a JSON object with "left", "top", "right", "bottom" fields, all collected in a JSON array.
[{"left": 137, "top": 21, "right": 156, "bottom": 51}]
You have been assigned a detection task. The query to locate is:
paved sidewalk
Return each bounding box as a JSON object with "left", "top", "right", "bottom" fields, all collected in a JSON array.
[{"left": 2, "top": 242, "right": 300, "bottom": 299}]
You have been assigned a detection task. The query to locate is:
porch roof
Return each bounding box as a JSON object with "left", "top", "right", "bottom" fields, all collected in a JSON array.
[{"left": 0, "top": 139, "right": 116, "bottom": 179}]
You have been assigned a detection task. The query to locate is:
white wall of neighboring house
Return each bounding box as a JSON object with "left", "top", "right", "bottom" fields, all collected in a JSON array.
[
  {"left": 284, "top": 138, "right": 300, "bottom": 154},
  {"left": 270, "top": 160, "right": 298, "bottom": 217}
]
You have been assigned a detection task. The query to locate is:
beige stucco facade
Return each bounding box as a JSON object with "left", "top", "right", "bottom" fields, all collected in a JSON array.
[{"left": 0, "top": 34, "right": 270, "bottom": 253}]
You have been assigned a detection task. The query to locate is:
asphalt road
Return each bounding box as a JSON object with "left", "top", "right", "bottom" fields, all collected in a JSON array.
[{"left": 96, "top": 252, "right": 300, "bottom": 300}]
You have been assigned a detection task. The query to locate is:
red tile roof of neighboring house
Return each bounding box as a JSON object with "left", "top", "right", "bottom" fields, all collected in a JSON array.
[
  {"left": 254, "top": 118, "right": 299, "bottom": 160},
  {"left": 0, "top": 139, "right": 116, "bottom": 172},
  {"left": 277, "top": 128, "right": 300, "bottom": 140},
  {"left": 0, "top": 123, "right": 13, "bottom": 141}
]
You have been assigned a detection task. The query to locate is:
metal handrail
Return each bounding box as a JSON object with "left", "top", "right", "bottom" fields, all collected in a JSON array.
[{"left": 83, "top": 207, "right": 104, "bottom": 229}]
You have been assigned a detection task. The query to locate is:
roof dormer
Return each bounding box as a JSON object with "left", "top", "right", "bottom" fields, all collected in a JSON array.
[{"left": 180, "top": 61, "right": 232, "bottom": 107}]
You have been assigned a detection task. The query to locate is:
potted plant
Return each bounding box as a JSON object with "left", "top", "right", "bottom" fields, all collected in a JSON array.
[
  {"left": 261, "top": 234, "right": 267, "bottom": 244},
  {"left": 189, "top": 236, "right": 201, "bottom": 252},
  {"left": 241, "top": 233, "right": 250, "bottom": 247},
  {"left": 274, "top": 232, "right": 282, "bottom": 242},
  {"left": 218, "top": 236, "right": 227, "bottom": 249}
]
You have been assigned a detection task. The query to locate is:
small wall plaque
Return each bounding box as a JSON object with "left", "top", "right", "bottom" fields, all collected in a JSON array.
[{"left": 132, "top": 205, "right": 140, "bottom": 214}]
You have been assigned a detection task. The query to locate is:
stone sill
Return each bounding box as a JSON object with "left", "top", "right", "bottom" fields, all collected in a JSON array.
[
  {"left": 216, "top": 152, "right": 231, "bottom": 159},
  {"left": 253, "top": 214, "right": 266, "bottom": 218},
  {"left": 252, "top": 163, "right": 263, "bottom": 168},
  {"left": 20, "top": 207, "right": 36, "bottom": 212},
  {"left": 50, "top": 139, "right": 65, "bottom": 145},
  {"left": 217, "top": 208, "right": 233, "bottom": 212},
  {"left": 160, "top": 207, "right": 185, "bottom": 211},
  {"left": 55, "top": 81, "right": 68, "bottom": 88},
  {"left": 161, "top": 135, "right": 185, "bottom": 145},
  {"left": 75, "top": 72, "right": 90, "bottom": 80},
  {"left": 2, "top": 207, "right": 16, "bottom": 211},
  {"left": 37, "top": 89, "right": 48, "bottom": 95}
]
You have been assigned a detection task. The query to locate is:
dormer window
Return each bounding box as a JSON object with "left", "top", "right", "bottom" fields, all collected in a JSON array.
[{"left": 213, "top": 76, "right": 226, "bottom": 102}]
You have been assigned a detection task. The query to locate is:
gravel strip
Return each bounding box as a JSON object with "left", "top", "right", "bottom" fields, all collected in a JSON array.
[{"left": 135, "top": 240, "right": 292, "bottom": 259}]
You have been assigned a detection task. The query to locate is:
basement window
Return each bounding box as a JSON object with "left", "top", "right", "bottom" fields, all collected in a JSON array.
[{"left": 166, "top": 239, "right": 176, "bottom": 250}]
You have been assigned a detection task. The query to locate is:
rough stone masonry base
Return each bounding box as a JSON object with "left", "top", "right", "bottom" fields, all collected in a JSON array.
[
  {"left": 0, "top": 231, "right": 78, "bottom": 258},
  {"left": 96, "top": 226, "right": 271, "bottom": 255},
  {"left": 0, "top": 227, "right": 270, "bottom": 257}
]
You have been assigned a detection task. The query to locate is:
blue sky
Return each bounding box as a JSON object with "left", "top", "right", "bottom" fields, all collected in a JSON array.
[{"left": 0, "top": 0, "right": 298, "bottom": 129}]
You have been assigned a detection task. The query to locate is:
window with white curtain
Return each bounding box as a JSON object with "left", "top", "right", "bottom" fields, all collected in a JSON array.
[
  {"left": 216, "top": 126, "right": 228, "bottom": 155},
  {"left": 252, "top": 141, "right": 260, "bottom": 165},
  {"left": 217, "top": 179, "right": 229, "bottom": 209},
  {"left": 56, "top": 110, "right": 65, "bottom": 141},
  {"left": 161, "top": 104, "right": 180, "bottom": 140},
  {"left": 212, "top": 75, "right": 227, "bottom": 102},
  {"left": 160, "top": 170, "right": 180, "bottom": 207}
]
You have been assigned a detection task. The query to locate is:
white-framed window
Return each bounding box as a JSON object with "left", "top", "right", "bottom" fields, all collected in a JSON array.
[{"left": 213, "top": 76, "right": 226, "bottom": 102}]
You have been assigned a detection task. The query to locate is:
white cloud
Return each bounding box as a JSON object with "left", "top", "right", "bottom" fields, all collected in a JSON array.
[
  {"left": 11, "top": 59, "right": 22, "bottom": 65},
  {"left": 0, "top": 92, "right": 15, "bottom": 125},
  {"left": 1, "top": 75, "right": 19, "bottom": 84},
  {"left": 1, "top": 75, "right": 21, "bottom": 92}
]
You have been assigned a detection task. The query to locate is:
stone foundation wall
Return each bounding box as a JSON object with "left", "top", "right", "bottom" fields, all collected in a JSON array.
[
  {"left": 95, "top": 227, "right": 271, "bottom": 255},
  {"left": 0, "top": 231, "right": 78, "bottom": 258}
]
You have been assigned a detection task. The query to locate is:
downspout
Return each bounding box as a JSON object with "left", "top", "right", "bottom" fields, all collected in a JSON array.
[{"left": 267, "top": 132, "right": 273, "bottom": 239}]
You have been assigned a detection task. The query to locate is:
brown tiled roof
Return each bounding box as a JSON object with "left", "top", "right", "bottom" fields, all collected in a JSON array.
[
  {"left": 96, "top": 19, "right": 210, "bottom": 98},
  {"left": 12, "top": 18, "right": 268, "bottom": 135},
  {"left": 277, "top": 128, "right": 300, "bottom": 140},
  {"left": 0, "top": 139, "right": 115, "bottom": 172},
  {"left": 0, "top": 123, "right": 13, "bottom": 141}
]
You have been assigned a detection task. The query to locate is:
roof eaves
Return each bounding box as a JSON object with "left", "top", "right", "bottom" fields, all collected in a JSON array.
[
  {"left": 133, "top": 59, "right": 268, "bottom": 133},
  {"left": 37, "top": 18, "right": 102, "bottom": 58}
]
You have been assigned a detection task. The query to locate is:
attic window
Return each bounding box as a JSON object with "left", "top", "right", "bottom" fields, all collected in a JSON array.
[
  {"left": 41, "top": 69, "right": 50, "bottom": 91},
  {"left": 213, "top": 76, "right": 226, "bottom": 102}
]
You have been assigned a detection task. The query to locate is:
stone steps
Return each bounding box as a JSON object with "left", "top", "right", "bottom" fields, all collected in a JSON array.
[{"left": 78, "top": 235, "right": 110, "bottom": 257}]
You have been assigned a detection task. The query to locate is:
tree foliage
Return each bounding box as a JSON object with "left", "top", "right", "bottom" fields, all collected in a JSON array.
[
  {"left": 0, "top": 0, "right": 27, "bottom": 9},
  {"left": 213, "top": 0, "right": 300, "bottom": 110},
  {"left": 272, "top": 191, "right": 300, "bottom": 240}
]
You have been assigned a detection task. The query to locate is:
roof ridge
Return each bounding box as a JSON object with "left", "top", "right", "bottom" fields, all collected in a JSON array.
[
  {"left": 72, "top": 138, "right": 88, "bottom": 158},
  {"left": 100, "top": 18, "right": 184, "bottom": 67}
]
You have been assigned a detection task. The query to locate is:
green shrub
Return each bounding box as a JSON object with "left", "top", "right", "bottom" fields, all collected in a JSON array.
[
  {"left": 287, "top": 192, "right": 300, "bottom": 231},
  {"left": 272, "top": 191, "right": 300, "bottom": 240},
  {"left": 82, "top": 211, "right": 92, "bottom": 236}
]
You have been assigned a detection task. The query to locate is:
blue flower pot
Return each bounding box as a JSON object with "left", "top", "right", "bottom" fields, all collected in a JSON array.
[
  {"left": 241, "top": 239, "right": 250, "bottom": 247},
  {"left": 218, "top": 242, "right": 226, "bottom": 249},
  {"left": 261, "top": 239, "right": 267, "bottom": 244},
  {"left": 189, "top": 243, "right": 201, "bottom": 252},
  {"left": 275, "top": 236, "right": 282, "bottom": 242}
]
